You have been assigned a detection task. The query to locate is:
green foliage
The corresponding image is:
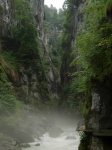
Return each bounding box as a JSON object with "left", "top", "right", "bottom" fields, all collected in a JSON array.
[
  {"left": 79, "top": 131, "right": 85, "bottom": 140},
  {"left": 0, "top": 64, "right": 23, "bottom": 115},
  {"left": 60, "top": 0, "right": 76, "bottom": 74},
  {"left": 75, "top": 0, "right": 112, "bottom": 81},
  {"left": 82, "top": 103, "right": 89, "bottom": 118},
  {"left": 44, "top": 5, "right": 58, "bottom": 28},
  {"left": 79, "top": 133, "right": 90, "bottom": 150},
  {"left": 0, "top": 81, "right": 16, "bottom": 113},
  {"left": 70, "top": 0, "right": 112, "bottom": 116},
  {"left": 105, "top": 0, "right": 112, "bottom": 15},
  {"left": 0, "top": 52, "right": 19, "bottom": 69},
  {"left": 44, "top": 5, "right": 64, "bottom": 30},
  {"left": 59, "top": 0, "right": 77, "bottom": 111},
  {"left": 44, "top": 5, "right": 64, "bottom": 70},
  {"left": 8, "top": 0, "right": 39, "bottom": 66}
]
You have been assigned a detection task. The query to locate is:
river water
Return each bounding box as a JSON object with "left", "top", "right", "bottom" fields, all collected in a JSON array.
[{"left": 22, "top": 127, "right": 80, "bottom": 150}]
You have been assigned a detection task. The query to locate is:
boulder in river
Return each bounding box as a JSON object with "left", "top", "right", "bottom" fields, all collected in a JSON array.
[
  {"left": 48, "top": 127, "right": 63, "bottom": 138},
  {"left": 20, "top": 143, "right": 31, "bottom": 148},
  {"left": 35, "top": 143, "right": 40, "bottom": 146},
  {"left": 65, "top": 135, "right": 76, "bottom": 140}
]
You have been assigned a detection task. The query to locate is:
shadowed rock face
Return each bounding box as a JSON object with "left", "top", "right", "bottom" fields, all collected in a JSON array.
[
  {"left": 74, "top": 0, "right": 83, "bottom": 7},
  {"left": 0, "top": 0, "right": 59, "bottom": 104},
  {"left": 87, "top": 85, "right": 112, "bottom": 130},
  {"left": 106, "top": 5, "right": 112, "bottom": 24},
  {"left": 70, "top": 0, "right": 112, "bottom": 149},
  {"left": 0, "top": 133, "right": 22, "bottom": 150},
  {"left": 0, "top": 122, "right": 34, "bottom": 143},
  {"left": 0, "top": 0, "right": 48, "bottom": 104}
]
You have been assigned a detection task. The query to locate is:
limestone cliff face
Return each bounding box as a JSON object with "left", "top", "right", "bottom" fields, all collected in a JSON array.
[
  {"left": 29, "top": 0, "right": 59, "bottom": 96},
  {"left": 44, "top": 27, "right": 60, "bottom": 95},
  {"left": 0, "top": 0, "right": 58, "bottom": 105},
  {"left": 0, "top": 0, "right": 49, "bottom": 103},
  {"left": 0, "top": 0, "right": 12, "bottom": 37},
  {"left": 29, "top": 0, "right": 44, "bottom": 45}
]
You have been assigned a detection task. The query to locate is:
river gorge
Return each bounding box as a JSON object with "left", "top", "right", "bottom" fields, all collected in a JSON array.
[
  {"left": 22, "top": 130, "right": 79, "bottom": 150},
  {"left": 22, "top": 115, "right": 80, "bottom": 150}
]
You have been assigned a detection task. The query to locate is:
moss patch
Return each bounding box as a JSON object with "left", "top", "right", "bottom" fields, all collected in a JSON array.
[{"left": 79, "top": 133, "right": 91, "bottom": 150}]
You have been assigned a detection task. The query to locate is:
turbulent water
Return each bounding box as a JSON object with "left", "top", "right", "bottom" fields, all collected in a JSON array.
[{"left": 22, "top": 127, "right": 80, "bottom": 150}]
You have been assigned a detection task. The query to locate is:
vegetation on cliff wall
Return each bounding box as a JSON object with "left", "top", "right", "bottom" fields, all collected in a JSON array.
[
  {"left": 71, "top": 0, "right": 112, "bottom": 117},
  {"left": 44, "top": 5, "right": 64, "bottom": 70},
  {"left": 0, "top": 61, "right": 22, "bottom": 115},
  {"left": 43, "top": 5, "right": 65, "bottom": 110},
  {"left": 7, "top": 0, "right": 40, "bottom": 67},
  {"left": 0, "top": 0, "right": 65, "bottom": 114},
  {"left": 59, "top": 0, "right": 78, "bottom": 112},
  {"left": 79, "top": 132, "right": 91, "bottom": 150},
  {"left": 2, "top": 0, "right": 112, "bottom": 117},
  {"left": 0, "top": 0, "right": 51, "bottom": 114},
  {"left": 59, "top": 0, "right": 112, "bottom": 115}
]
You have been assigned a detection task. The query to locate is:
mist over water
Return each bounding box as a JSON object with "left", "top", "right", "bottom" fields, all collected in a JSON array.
[{"left": 22, "top": 113, "right": 80, "bottom": 150}]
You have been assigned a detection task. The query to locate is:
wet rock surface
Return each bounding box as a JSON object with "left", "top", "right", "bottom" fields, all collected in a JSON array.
[
  {"left": 48, "top": 127, "right": 63, "bottom": 138},
  {"left": 0, "top": 133, "right": 22, "bottom": 150},
  {"left": 35, "top": 143, "right": 40, "bottom": 146},
  {"left": 65, "top": 135, "right": 76, "bottom": 140},
  {"left": 20, "top": 143, "right": 31, "bottom": 148},
  {"left": 0, "top": 122, "right": 34, "bottom": 143}
]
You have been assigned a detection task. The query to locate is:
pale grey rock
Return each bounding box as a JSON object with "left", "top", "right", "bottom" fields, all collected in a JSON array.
[{"left": 91, "top": 92, "right": 101, "bottom": 112}]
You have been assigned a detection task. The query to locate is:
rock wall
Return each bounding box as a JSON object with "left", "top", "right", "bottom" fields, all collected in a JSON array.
[
  {"left": 44, "top": 25, "right": 60, "bottom": 95},
  {"left": 83, "top": 80, "right": 112, "bottom": 149},
  {"left": 0, "top": 0, "right": 12, "bottom": 37},
  {"left": 87, "top": 84, "right": 112, "bottom": 130},
  {"left": 59, "top": 0, "right": 86, "bottom": 111},
  {"left": 0, "top": 0, "right": 47, "bottom": 104},
  {"left": 90, "top": 137, "right": 103, "bottom": 150},
  {"left": 76, "top": 1, "right": 112, "bottom": 150},
  {"left": 0, "top": 0, "right": 44, "bottom": 40},
  {"left": 29, "top": 0, "right": 44, "bottom": 46},
  {"left": 29, "top": 0, "right": 60, "bottom": 97},
  {"left": 0, "top": 0, "right": 59, "bottom": 105}
]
